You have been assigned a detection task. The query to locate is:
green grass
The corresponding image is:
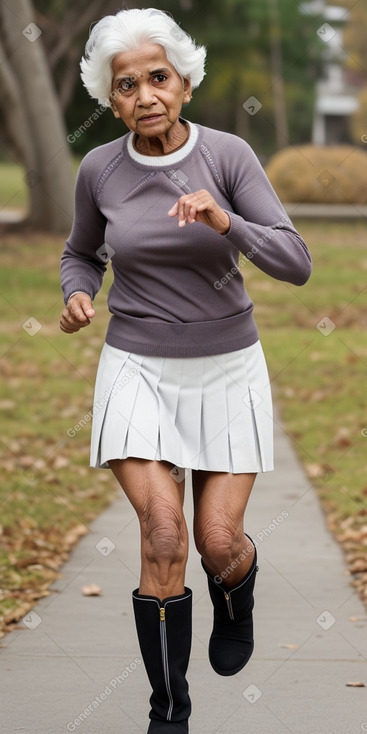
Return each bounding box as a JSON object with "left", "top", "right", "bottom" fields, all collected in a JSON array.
[
  {"left": 241, "top": 221, "right": 367, "bottom": 522},
  {"left": 0, "top": 163, "right": 28, "bottom": 210},
  {"left": 0, "top": 210, "right": 367, "bottom": 632}
]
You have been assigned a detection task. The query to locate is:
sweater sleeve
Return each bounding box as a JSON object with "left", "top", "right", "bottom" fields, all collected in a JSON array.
[
  {"left": 220, "top": 136, "right": 312, "bottom": 286},
  {"left": 60, "top": 154, "right": 108, "bottom": 305}
]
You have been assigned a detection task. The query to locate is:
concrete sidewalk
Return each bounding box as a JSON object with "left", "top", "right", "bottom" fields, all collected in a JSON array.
[{"left": 1, "top": 408, "right": 366, "bottom": 734}]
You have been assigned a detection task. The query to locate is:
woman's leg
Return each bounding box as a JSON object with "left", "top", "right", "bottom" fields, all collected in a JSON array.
[
  {"left": 109, "top": 457, "right": 192, "bottom": 733},
  {"left": 109, "top": 457, "right": 188, "bottom": 598},
  {"left": 192, "top": 469, "right": 258, "bottom": 677},
  {"left": 192, "top": 470, "right": 257, "bottom": 584}
]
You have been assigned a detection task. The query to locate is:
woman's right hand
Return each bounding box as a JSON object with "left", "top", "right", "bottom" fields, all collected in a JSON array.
[{"left": 60, "top": 293, "right": 95, "bottom": 333}]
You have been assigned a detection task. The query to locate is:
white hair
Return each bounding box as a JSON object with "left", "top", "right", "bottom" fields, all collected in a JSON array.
[{"left": 80, "top": 8, "right": 207, "bottom": 107}]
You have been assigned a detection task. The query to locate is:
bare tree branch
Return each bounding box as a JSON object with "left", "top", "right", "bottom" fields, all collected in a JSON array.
[{"left": 47, "top": 0, "right": 105, "bottom": 68}]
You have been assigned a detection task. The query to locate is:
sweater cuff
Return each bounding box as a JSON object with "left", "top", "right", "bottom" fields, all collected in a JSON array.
[
  {"left": 63, "top": 282, "right": 95, "bottom": 305},
  {"left": 68, "top": 290, "right": 89, "bottom": 298},
  {"left": 221, "top": 210, "right": 249, "bottom": 251}
]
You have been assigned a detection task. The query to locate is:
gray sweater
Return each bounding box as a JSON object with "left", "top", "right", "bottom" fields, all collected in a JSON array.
[{"left": 60, "top": 120, "right": 312, "bottom": 357}]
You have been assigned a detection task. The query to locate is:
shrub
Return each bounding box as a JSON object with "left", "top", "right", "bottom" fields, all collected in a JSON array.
[
  {"left": 349, "top": 86, "right": 367, "bottom": 146},
  {"left": 265, "top": 145, "right": 367, "bottom": 204}
]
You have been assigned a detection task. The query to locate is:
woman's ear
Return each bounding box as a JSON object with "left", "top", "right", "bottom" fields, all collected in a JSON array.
[
  {"left": 183, "top": 77, "right": 192, "bottom": 105},
  {"left": 109, "top": 91, "right": 121, "bottom": 119}
]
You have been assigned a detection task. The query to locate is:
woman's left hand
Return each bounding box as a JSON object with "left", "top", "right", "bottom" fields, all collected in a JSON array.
[{"left": 168, "top": 190, "right": 231, "bottom": 235}]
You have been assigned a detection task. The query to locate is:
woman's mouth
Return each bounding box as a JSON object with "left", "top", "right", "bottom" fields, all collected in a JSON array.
[{"left": 139, "top": 114, "right": 163, "bottom": 123}]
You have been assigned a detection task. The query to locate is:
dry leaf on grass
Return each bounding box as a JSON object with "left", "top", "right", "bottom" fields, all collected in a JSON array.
[{"left": 350, "top": 559, "right": 367, "bottom": 574}]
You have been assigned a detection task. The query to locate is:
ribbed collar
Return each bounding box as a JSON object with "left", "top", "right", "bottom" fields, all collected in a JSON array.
[{"left": 127, "top": 118, "right": 198, "bottom": 167}]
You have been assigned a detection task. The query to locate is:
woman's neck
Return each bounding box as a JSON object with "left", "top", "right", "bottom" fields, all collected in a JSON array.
[{"left": 133, "top": 119, "right": 189, "bottom": 156}]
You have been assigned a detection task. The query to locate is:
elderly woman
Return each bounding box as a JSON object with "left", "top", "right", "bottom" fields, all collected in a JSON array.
[{"left": 60, "top": 8, "right": 312, "bottom": 733}]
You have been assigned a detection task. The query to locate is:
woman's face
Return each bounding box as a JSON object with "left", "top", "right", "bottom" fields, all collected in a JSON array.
[{"left": 110, "top": 42, "right": 192, "bottom": 137}]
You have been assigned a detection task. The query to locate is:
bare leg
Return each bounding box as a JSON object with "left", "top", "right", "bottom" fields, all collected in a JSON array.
[
  {"left": 109, "top": 457, "right": 188, "bottom": 599},
  {"left": 192, "top": 470, "right": 257, "bottom": 588}
]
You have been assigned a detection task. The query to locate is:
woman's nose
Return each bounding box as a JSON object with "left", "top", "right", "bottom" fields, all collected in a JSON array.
[{"left": 137, "top": 82, "right": 157, "bottom": 106}]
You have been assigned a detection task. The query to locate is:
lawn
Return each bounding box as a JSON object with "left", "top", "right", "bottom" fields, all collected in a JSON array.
[{"left": 0, "top": 213, "right": 366, "bottom": 635}]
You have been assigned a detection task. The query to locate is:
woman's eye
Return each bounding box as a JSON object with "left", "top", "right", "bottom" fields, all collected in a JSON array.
[
  {"left": 154, "top": 74, "right": 167, "bottom": 83},
  {"left": 118, "top": 80, "right": 134, "bottom": 92}
]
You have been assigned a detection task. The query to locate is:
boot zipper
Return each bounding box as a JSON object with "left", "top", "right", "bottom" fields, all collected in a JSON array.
[
  {"left": 224, "top": 562, "right": 259, "bottom": 621},
  {"left": 159, "top": 604, "right": 174, "bottom": 721},
  {"left": 224, "top": 592, "right": 234, "bottom": 620}
]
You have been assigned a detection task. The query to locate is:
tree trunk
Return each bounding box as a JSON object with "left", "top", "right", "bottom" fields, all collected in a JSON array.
[
  {"left": 0, "top": 0, "right": 74, "bottom": 232},
  {"left": 268, "top": 0, "right": 289, "bottom": 149}
]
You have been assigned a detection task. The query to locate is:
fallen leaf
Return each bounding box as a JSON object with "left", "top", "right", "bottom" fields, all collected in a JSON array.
[
  {"left": 52, "top": 456, "right": 70, "bottom": 470},
  {"left": 350, "top": 559, "right": 367, "bottom": 574},
  {"left": 0, "top": 400, "right": 16, "bottom": 410},
  {"left": 345, "top": 682, "right": 365, "bottom": 687},
  {"left": 278, "top": 643, "right": 298, "bottom": 650},
  {"left": 81, "top": 584, "right": 101, "bottom": 596}
]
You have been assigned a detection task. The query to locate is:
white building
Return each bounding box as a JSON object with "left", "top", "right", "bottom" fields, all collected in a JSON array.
[{"left": 300, "top": 0, "right": 359, "bottom": 144}]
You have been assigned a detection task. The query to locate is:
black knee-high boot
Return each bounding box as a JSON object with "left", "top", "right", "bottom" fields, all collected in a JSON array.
[
  {"left": 132, "top": 587, "right": 192, "bottom": 733},
  {"left": 201, "top": 534, "right": 258, "bottom": 676}
]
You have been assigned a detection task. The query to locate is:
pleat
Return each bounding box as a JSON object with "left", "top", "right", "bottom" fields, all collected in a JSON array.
[
  {"left": 178, "top": 355, "right": 204, "bottom": 469},
  {"left": 155, "top": 357, "right": 185, "bottom": 465},
  {"left": 245, "top": 341, "right": 274, "bottom": 471},
  {"left": 90, "top": 341, "right": 274, "bottom": 473},
  {"left": 225, "top": 350, "right": 256, "bottom": 472},
  {"left": 123, "top": 355, "right": 165, "bottom": 460},
  {"left": 199, "top": 353, "right": 230, "bottom": 471},
  {"left": 90, "top": 344, "right": 131, "bottom": 468},
  {"left": 98, "top": 352, "right": 144, "bottom": 467}
]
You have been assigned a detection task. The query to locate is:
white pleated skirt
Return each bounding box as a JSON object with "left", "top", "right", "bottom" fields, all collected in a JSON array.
[{"left": 90, "top": 340, "right": 274, "bottom": 474}]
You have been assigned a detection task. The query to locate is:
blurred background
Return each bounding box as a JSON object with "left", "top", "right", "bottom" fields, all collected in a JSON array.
[
  {"left": 2, "top": 0, "right": 367, "bottom": 228},
  {"left": 0, "top": 0, "right": 366, "bottom": 636}
]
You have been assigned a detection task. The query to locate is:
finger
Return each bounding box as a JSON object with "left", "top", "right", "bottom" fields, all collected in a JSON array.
[
  {"left": 182, "top": 201, "right": 198, "bottom": 226},
  {"left": 176, "top": 197, "right": 187, "bottom": 227},
  {"left": 188, "top": 204, "right": 198, "bottom": 224},
  {"left": 168, "top": 202, "right": 178, "bottom": 217},
  {"left": 60, "top": 318, "right": 79, "bottom": 333},
  {"left": 74, "top": 298, "right": 95, "bottom": 319},
  {"left": 179, "top": 198, "right": 194, "bottom": 227},
  {"left": 68, "top": 298, "right": 95, "bottom": 323},
  {"left": 60, "top": 309, "right": 82, "bottom": 331}
]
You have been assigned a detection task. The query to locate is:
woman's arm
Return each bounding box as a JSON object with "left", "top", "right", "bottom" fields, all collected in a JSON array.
[
  {"left": 60, "top": 154, "right": 108, "bottom": 305},
  {"left": 220, "top": 136, "right": 312, "bottom": 286},
  {"left": 169, "top": 136, "right": 312, "bottom": 287}
]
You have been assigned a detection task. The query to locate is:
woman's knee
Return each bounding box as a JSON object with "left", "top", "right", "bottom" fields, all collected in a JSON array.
[
  {"left": 141, "top": 495, "right": 188, "bottom": 567},
  {"left": 194, "top": 514, "right": 244, "bottom": 567}
]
